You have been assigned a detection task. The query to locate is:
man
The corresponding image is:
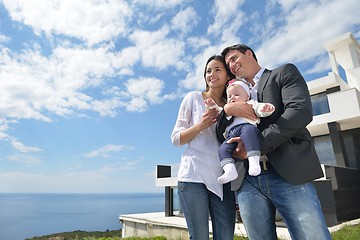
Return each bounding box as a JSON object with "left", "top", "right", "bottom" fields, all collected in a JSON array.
[{"left": 219, "top": 44, "right": 331, "bottom": 240}]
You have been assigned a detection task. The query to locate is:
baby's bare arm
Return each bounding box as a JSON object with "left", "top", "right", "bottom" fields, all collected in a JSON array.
[{"left": 224, "top": 101, "right": 257, "bottom": 120}]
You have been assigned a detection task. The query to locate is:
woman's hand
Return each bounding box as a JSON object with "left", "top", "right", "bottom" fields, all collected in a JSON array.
[
  {"left": 227, "top": 137, "right": 247, "bottom": 159},
  {"left": 179, "top": 108, "right": 219, "bottom": 146},
  {"left": 199, "top": 108, "right": 219, "bottom": 131}
]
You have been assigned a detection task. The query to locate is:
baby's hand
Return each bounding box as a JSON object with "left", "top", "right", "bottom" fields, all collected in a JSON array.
[
  {"left": 260, "top": 103, "right": 275, "bottom": 113},
  {"left": 204, "top": 98, "right": 222, "bottom": 114},
  {"left": 204, "top": 98, "right": 217, "bottom": 110}
]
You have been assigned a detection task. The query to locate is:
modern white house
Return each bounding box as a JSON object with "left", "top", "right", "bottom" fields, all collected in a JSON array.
[
  {"left": 308, "top": 32, "right": 360, "bottom": 168},
  {"left": 120, "top": 32, "right": 360, "bottom": 238},
  {"left": 304, "top": 32, "right": 360, "bottom": 226}
]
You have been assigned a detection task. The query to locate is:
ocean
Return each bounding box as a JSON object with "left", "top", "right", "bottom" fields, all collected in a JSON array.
[{"left": 0, "top": 192, "right": 164, "bottom": 240}]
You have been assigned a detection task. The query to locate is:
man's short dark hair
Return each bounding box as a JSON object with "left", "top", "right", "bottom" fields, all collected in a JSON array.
[{"left": 221, "top": 44, "right": 258, "bottom": 62}]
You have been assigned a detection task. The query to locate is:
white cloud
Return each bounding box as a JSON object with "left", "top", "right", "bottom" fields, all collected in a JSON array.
[
  {"left": 305, "top": 55, "right": 331, "bottom": 76},
  {"left": 112, "top": 46, "right": 141, "bottom": 76},
  {"left": 255, "top": 0, "right": 360, "bottom": 70},
  {"left": 275, "top": 0, "right": 312, "bottom": 12},
  {"left": 133, "top": 0, "right": 184, "bottom": 9},
  {"left": 0, "top": 2, "right": 191, "bottom": 124},
  {"left": 0, "top": 34, "right": 10, "bottom": 43},
  {"left": 171, "top": 7, "right": 199, "bottom": 35},
  {"left": 186, "top": 37, "right": 211, "bottom": 50},
  {"left": 129, "top": 26, "right": 187, "bottom": 71},
  {"left": 0, "top": 131, "right": 9, "bottom": 140},
  {"left": 121, "top": 77, "right": 166, "bottom": 112},
  {"left": 10, "top": 139, "right": 42, "bottom": 153},
  {"left": 8, "top": 154, "right": 43, "bottom": 164},
  {"left": 2, "top": 0, "right": 132, "bottom": 46},
  {"left": 84, "top": 144, "right": 134, "bottom": 158},
  {"left": 125, "top": 77, "right": 165, "bottom": 103},
  {"left": 0, "top": 119, "right": 12, "bottom": 140},
  {"left": 208, "top": 0, "right": 246, "bottom": 43},
  {"left": 91, "top": 98, "right": 122, "bottom": 117},
  {"left": 0, "top": 47, "right": 52, "bottom": 121},
  {"left": 0, "top": 43, "right": 127, "bottom": 121},
  {"left": 126, "top": 98, "right": 148, "bottom": 112},
  {"left": 0, "top": 120, "right": 42, "bottom": 154}
]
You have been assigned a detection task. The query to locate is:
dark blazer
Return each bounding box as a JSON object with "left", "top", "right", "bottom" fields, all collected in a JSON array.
[{"left": 217, "top": 63, "right": 323, "bottom": 190}]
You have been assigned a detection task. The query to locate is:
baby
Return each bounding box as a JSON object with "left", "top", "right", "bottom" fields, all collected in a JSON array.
[{"left": 205, "top": 78, "right": 275, "bottom": 183}]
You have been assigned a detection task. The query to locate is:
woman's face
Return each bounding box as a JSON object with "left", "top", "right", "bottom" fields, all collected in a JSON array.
[{"left": 205, "top": 60, "right": 229, "bottom": 90}]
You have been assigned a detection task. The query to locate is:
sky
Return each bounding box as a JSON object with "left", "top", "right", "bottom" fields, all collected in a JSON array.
[{"left": 0, "top": 0, "right": 359, "bottom": 193}]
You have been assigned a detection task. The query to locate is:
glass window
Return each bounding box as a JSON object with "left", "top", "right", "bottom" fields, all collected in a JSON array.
[
  {"left": 314, "top": 128, "right": 360, "bottom": 169},
  {"left": 342, "top": 129, "right": 360, "bottom": 169},
  {"left": 311, "top": 93, "right": 330, "bottom": 116},
  {"left": 172, "top": 187, "right": 182, "bottom": 216},
  {"left": 313, "top": 135, "right": 336, "bottom": 166}
]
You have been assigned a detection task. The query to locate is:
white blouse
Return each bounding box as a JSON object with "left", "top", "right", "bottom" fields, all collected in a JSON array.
[{"left": 171, "top": 91, "right": 224, "bottom": 199}]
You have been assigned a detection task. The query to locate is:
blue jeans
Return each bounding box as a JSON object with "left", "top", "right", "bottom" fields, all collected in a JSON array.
[
  {"left": 236, "top": 169, "right": 331, "bottom": 240},
  {"left": 178, "top": 181, "right": 235, "bottom": 240}
]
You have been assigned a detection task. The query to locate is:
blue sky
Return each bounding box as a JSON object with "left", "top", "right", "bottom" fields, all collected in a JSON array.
[{"left": 0, "top": 0, "right": 359, "bottom": 193}]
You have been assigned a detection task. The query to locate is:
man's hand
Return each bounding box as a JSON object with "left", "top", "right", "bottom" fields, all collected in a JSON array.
[{"left": 227, "top": 137, "right": 247, "bottom": 159}]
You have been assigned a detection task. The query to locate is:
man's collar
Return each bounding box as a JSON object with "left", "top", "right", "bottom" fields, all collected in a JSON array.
[
  {"left": 255, "top": 67, "right": 265, "bottom": 79},
  {"left": 254, "top": 67, "right": 265, "bottom": 83}
]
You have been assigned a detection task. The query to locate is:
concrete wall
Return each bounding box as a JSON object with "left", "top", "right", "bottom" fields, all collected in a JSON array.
[{"left": 122, "top": 220, "right": 190, "bottom": 239}]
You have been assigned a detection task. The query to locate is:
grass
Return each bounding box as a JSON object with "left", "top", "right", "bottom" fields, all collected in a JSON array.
[
  {"left": 331, "top": 223, "right": 360, "bottom": 240},
  {"left": 26, "top": 224, "right": 360, "bottom": 240},
  {"left": 232, "top": 224, "right": 360, "bottom": 240},
  {"left": 25, "top": 230, "right": 122, "bottom": 240}
]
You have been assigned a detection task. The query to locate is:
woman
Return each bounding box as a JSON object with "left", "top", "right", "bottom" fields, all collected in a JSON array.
[{"left": 171, "top": 55, "right": 236, "bottom": 240}]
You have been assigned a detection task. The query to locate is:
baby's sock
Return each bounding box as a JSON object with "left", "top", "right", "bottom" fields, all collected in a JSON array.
[
  {"left": 218, "top": 163, "right": 238, "bottom": 184},
  {"left": 248, "top": 155, "right": 261, "bottom": 176}
]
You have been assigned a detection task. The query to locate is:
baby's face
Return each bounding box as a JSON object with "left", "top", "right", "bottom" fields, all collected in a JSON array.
[{"left": 227, "top": 85, "right": 249, "bottom": 103}]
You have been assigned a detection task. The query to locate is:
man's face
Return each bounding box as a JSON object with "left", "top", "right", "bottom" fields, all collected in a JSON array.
[{"left": 225, "top": 49, "right": 251, "bottom": 79}]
